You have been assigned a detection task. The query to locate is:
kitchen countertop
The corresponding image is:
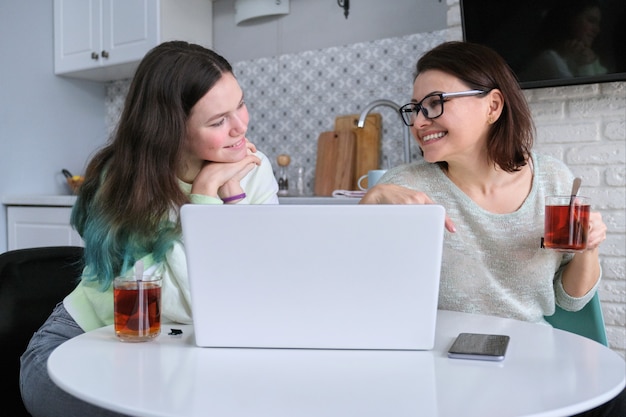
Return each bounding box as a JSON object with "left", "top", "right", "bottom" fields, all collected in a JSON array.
[
  {"left": 2, "top": 194, "right": 78, "bottom": 207},
  {"left": 2, "top": 195, "right": 360, "bottom": 207}
]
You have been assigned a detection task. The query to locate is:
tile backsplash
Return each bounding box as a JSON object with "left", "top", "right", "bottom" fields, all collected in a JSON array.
[{"left": 105, "top": 30, "right": 447, "bottom": 195}]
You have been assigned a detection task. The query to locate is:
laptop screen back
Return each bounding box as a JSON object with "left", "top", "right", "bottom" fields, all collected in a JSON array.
[{"left": 181, "top": 204, "right": 445, "bottom": 350}]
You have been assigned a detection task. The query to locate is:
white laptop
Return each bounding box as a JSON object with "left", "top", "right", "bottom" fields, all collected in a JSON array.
[{"left": 180, "top": 203, "right": 445, "bottom": 350}]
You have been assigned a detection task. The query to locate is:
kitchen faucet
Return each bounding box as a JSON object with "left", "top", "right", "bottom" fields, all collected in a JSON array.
[{"left": 357, "top": 99, "right": 411, "bottom": 165}]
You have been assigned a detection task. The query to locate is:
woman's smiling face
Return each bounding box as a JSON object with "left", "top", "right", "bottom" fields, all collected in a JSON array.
[
  {"left": 181, "top": 72, "right": 250, "bottom": 180},
  {"left": 410, "top": 70, "right": 492, "bottom": 165}
]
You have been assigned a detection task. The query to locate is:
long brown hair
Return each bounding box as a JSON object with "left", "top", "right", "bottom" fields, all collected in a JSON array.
[
  {"left": 415, "top": 41, "right": 534, "bottom": 172},
  {"left": 72, "top": 41, "right": 233, "bottom": 287}
]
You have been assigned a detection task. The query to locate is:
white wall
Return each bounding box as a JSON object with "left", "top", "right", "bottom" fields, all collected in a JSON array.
[
  {"left": 0, "top": 0, "right": 108, "bottom": 253},
  {"left": 213, "top": 0, "right": 447, "bottom": 62}
]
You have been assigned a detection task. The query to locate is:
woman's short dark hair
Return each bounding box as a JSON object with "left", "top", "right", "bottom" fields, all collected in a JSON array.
[{"left": 415, "top": 41, "right": 534, "bottom": 172}]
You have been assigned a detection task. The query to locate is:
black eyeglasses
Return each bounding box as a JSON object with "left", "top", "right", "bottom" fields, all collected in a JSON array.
[{"left": 398, "top": 90, "right": 490, "bottom": 126}]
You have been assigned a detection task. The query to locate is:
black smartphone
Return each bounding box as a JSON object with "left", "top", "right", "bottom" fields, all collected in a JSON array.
[{"left": 447, "top": 333, "right": 510, "bottom": 361}]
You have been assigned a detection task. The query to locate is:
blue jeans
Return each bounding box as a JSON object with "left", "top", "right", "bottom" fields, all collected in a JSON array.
[{"left": 19, "top": 302, "right": 129, "bottom": 417}]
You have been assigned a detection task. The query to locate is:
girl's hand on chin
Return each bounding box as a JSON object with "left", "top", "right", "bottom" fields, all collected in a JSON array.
[
  {"left": 191, "top": 154, "right": 261, "bottom": 197},
  {"left": 245, "top": 138, "right": 257, "bottom": 154}
]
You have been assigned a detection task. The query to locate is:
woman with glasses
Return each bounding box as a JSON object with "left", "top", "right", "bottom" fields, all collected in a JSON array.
[
  {"left": 364, "top": 40, "right": 607, "bottom": 323},
  {"left": 361, "top": 41, "right": 624, "bottom": 415},
  {"left": 361, "top": 41, "right": 626, "bottom": 415}
]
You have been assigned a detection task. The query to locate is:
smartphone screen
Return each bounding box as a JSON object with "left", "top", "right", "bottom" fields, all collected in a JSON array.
[{"left": 447, "top": 333, "right": 510, "bottom": 361}]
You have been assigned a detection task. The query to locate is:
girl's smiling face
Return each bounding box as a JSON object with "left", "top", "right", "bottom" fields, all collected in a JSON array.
[
  {"left": 410, "top": 70, "right": 494, "bottom": 165},
  {"left": 181, "top": 72, "right": 249, "bottom": 179}
]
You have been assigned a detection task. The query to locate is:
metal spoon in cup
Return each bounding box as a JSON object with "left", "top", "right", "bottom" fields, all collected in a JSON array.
[{"left": 568, "top": 177, "right": 582, "bottom": 246}]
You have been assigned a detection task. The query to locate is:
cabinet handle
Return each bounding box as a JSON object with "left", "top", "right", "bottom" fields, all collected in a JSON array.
[
  {"left": 91, "top": 52, "right": 99, "bottom": 60},
  {"left": 101, "top": 50, "right": 110, "bottom": 59}
]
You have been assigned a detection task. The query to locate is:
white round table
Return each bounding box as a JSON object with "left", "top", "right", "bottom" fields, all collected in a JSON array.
[{"left": 48, "top": 310, "right": 625, "bottom": 417}]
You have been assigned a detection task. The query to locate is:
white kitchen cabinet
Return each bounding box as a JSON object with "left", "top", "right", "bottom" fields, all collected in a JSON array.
[
  {"left": 54, "top": 0, "right": 213, "bottom": 82},
  {"left": 3, "top": 196, "right": 83, "bottom": 250},
  {"left": 7, "top": 206, "right": 84, "bottom": 250}
]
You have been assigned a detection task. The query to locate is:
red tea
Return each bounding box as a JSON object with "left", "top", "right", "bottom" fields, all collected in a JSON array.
[
  {"left": 544, "top": 203, "right": 590, "bottom": 252},
  {"left": 114, "top": 280, "right": 161, "bottom": 342}
]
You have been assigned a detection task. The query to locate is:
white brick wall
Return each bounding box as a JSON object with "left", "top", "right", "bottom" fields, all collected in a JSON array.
[{"left": 448, "top": 0, "right": 626, "bottom": 358}]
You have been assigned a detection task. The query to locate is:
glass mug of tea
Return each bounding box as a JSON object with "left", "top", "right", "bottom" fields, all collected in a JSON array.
[
  {"left": 544, "top": 196, "right": 590, "bottom": 252},
  {"left": 113, "top": 274, "right": 162, "bottom": 342}
]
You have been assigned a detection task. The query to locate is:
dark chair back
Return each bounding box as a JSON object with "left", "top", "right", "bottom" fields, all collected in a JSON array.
[{"left": 0, "top": 246, "right": 84, "bottom": 417}]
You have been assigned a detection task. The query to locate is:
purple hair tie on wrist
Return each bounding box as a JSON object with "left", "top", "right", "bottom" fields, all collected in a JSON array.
[{"left": 221, "top": 192, "right": 246, "bottom": 203}]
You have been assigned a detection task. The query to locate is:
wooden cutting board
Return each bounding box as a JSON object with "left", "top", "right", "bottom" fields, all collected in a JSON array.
[
  {"left": 314, "top": 130, "right": 356, "bottom": 196},
  {"left": 334, "top": 113, "right": 382, "bottom": 190}
]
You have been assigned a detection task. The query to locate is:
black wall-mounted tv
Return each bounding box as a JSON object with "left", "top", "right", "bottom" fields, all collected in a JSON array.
[{"left": 460, "top": 0, "right": 626, "bottom": 89}]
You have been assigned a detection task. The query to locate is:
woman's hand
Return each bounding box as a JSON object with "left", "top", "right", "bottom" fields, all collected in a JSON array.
[
  {"left": 191, "top": 143, "right": 261, "bottom": 198},
  {"left": 360, "top": 184, "right": 456, "bottom": 232},
  {"left": 245, "top": 139, "right": 257, "bottom": 154},
  {"left": 562, "top": 211, "right": 606, "bottom": 297},
  {"left": 584, "top": 211, "right": 606, "bottom": 250}
]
